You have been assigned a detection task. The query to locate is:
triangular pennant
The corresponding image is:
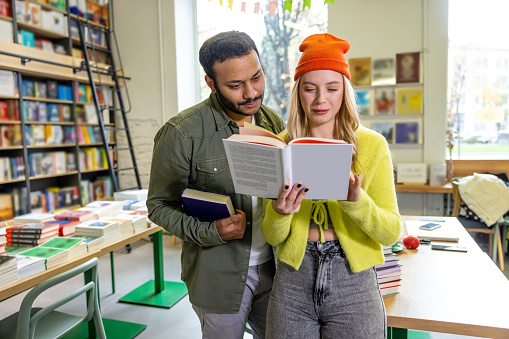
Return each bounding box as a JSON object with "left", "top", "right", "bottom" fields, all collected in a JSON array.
[
  {"left": 324, "top": 0, "right": 335, "bottom": 4},
  {"left": 303, "top": 0, "right": 311, "bottom": 10},
  {"left": 228, "top": 0, "right": 233, "bottom": 10},
  {"left": 284, "top": 0, "right": 293, "bottom": 12},
  {"left": 254, "top": 2, "right": 260, "bottom": 14},
  {"left": 268, "top": 1, "right": 277, "bottom": 16},
  {"left": 241, "top": 1, "right": 246, "bottom": 12}
]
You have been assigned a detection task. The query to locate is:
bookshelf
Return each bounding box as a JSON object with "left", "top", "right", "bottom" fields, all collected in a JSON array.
[
  {"left": 350, "top": 53, "right": 424, "bottom": 148},
  {"left": 0, "top": 0, "right": 119, "bottom": 220}
]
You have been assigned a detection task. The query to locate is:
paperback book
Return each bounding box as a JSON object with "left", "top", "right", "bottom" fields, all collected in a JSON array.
[
  {"left": 40, "top": 237, "right": 87, "bottom": 258},
  {"left": 222, "top": 124, "right": 353, "bottom": 200}
]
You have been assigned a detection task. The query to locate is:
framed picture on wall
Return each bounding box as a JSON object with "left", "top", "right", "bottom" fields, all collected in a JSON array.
[
  {"left": 375, "top": 87, "right": 395, "bottom": 115},
  {"left": 349, "top": 57, "right": 372, "bottom": 86},
  {"left": 396, "top": 52, "right": 420, "bottom": 83},
  {"left": 372, "top": 57, "right": 396, "bottom": 86},
  {"left": 371, "top": 121, "right": 394, "bottom": 144}
]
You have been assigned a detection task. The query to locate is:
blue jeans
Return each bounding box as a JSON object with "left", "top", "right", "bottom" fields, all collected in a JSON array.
[
  {"left": 267, "top": 240, "right": 386, "bottom": 339},
  {"left": 193, "top": 260, "right": 275, "bottom": 339}
]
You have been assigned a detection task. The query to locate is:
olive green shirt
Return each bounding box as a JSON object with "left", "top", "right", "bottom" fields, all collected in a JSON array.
[{"left": 147, "top": 93, "right": 285, "bottom": 313}]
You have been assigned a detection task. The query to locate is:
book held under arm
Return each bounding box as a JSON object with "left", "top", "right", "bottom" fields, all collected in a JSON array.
[
  {"left": 181, "top": 188, "right": 235, "bottom": 222},
  {"left": 222, "top": 124, "right": 354, "bottom": 200}
]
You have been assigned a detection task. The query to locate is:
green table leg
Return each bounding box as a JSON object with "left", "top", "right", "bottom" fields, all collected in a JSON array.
[
  {"left": 388, "top": 327, "right": 431, "bottom": 339},
  {"left": 118, "top": 230, "right": 188, "bottom": 308},
  {"left": 110, "top": 252, "right": 115, "bottom": 294},
  {"left": 492, "top": 223, "right": 500, "bottom": 264}
]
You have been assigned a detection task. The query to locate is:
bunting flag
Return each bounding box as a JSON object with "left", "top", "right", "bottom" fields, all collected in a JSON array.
[
  {"left": 283, "top": 0, "right": 293, "bottom": 12},
  {"left": 241, "top": 1, "right": 246, "bottom": 12},
  {"left": 228, "top": 0, "right": 233, "bottom": 9},
  {"left": 268, "top": 1, "right": 277, "bottom": 15},
  {"left": 303, "top": 0, "right": 311, "bottom": 10},
  {"left": 254, "top": 2, "right": 260, "bottom": 14},
  {"left": 219, "top": 0, "right": 223, "bottom": 6},
  {"left": 324, "top": 0, "right": 334, "bottom": 4}
]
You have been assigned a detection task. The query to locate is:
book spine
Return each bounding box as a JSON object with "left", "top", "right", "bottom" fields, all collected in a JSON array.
[{"left": 8, "top": 229, "right": 43, "bottom": 234}]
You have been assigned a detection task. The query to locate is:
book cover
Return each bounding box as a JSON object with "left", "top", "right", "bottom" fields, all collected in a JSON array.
[
  {"left": 396, "top": 52, "right": 420, "bottom": 83},
  {"left": 372, "top": 57, "right": 396, "bottom": 86},
  {"left": 47, "top": 103, "right": 60, "bottom": 122},
  {"left": 396, "top": 87, "right": 423, "bottom": 115},
  {"left": 395, "top": 121, "right": 420, "bottom": 144},
  {"left": 37, "top": 102, "right": 47, "bottom": 122},
  {"left": 40, "top": 237, "right": 83, "bottom": 250},
  {"left": 222, "top": 124, "right": 353, "bottom": 200},
  {"left": 405, "top": 220, "right": 460, "bottom": 242},
  {"left": 349, "top": 57, "right": 372, "bottom": 86},
  {"left": 375, "top": 87, "right": 395, "bottom": 115},
  {"left": 18, "top": 246, "right": 66, "bottom": 259},
  {"left": 181, "top": 188, "right": 235, "bottom": 222},
  {"left": 370, "top": 121, "right": 394, "bottom": 144},
  {"left": 14, "top": 213, "right": 55, "bottom": 224},
  {"left": 54, "top": 209, "right": 97, "bottom": 222},
  {"left": 356, "top": 90, "right": 374, "bottom": 116}
]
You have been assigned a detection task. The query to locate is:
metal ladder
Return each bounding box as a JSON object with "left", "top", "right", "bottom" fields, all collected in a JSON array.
[{"left": 76, "top": 20, "right": 141, "bottom": 193}]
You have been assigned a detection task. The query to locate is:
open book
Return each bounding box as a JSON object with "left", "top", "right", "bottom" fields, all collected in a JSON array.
[{"left": 223, "top": 124, "right": 353, "bottom": 200}]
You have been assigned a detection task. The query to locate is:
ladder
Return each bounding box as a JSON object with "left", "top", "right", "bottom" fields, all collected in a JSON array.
[{"left": 76, "top": 20, "right": 141, "bottom": 193}]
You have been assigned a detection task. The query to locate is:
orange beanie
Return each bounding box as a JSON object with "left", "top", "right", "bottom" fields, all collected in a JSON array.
[{"left": 294, "top": 33, "right": 351, "bottom": 81}]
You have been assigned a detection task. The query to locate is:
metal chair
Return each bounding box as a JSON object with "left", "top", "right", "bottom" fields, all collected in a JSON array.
[
  {"left": 0, "top": 257, "right": 106, "bottom": 339},
  {"left": 452, "top": 181, "right": 505, "bottom": 270}
]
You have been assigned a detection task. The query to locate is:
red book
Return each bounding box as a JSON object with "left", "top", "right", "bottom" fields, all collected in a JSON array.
[
  {"left": 43, "top": 220, "right": 79, "bottom": 236},
  {"left": 8, "top": 234, "right": 58, "bottom": 246},
  {"left": 7, "top": 229, "right": 59, "bottom": 240},
  {"left": 0, "top": 101, "right": 8, "bottom": 120},
  {"left": 7, "top": 222, "right": 60, "bottom": 234}
]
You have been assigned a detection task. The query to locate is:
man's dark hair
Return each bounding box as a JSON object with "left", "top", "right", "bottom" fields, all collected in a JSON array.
[{"left": 199, "top": 31, "right": 260, "bottom": 81}]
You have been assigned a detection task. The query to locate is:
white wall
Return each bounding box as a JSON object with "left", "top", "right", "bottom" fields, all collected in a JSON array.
[{"left": 328, "top": 0, "right": 449, "bottom": 215}]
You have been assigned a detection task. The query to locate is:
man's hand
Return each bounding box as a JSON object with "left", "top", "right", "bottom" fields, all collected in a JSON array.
[{"left": 216, "top": 210, "right": 246, "bottom": 241}]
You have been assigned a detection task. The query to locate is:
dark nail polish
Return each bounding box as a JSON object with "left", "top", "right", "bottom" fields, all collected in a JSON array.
[
  {"left": 285, "top": 185, "right": 289, "bottom": 189},
  {"left": 304, "top": 188, "right": 309, "bottom": 192},
  {"left": 297, "top": 184, "right": 302, "bottom": 188}
]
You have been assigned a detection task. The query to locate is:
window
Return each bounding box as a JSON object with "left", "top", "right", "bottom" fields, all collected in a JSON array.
[
  {"left": 447, "top": 0, "right": 509, "bottom": 160},
  {"left": 196, "top": 0, "right": 327, "bottom": 120}
]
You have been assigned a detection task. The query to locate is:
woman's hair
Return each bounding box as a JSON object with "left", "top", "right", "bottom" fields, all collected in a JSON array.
[{"left": 286, "top": 73, "right": 362, "bottom": 174}]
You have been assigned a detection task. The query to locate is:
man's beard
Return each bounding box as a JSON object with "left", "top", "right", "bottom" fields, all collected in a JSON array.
[{"left": 216, "top": 85, "right": 264, "bottom": 117}]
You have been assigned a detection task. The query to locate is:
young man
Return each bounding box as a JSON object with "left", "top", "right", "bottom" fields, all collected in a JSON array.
[{"left": 147, "top": 31, "right": 285, "bottom": 339}]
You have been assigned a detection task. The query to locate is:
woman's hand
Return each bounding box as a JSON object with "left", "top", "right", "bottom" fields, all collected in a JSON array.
[
  {"left": 347, "top": 173, "right": 361, "bottom": 202},
  {"left": 272, "top": 182, "right": 308, "bottom": 215}
]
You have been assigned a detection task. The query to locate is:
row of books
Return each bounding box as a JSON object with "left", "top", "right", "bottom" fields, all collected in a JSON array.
[
  {"left": 23, "top": 79, "right": 73, "bottom": 102},
  {"left": 25, "top": 124, "right": 75, "bottom": 146},
  {"left": 79, "top": 147, "right": 109, "bottom": 171},
  {"left": 78, "top": 125, "right": 110, "bottom": 144},
  {"left": 350, "top": 52, "right": 421, "bottom": 87},
  {"left": 17, "top": 29, "right": 67, "bottom": 55},
  {"left": 0, "top": 187, "right": 27, "bottom": 220},
  {"left": 15, "top": 1, "right": 68, "bottom": 35},
  {"left": 31, "top": 186, "right": 80, "bottom": 214},
  {"left": 0, "top": 100, "right": 19, "bottom": 121},
  {"left": 357, "top": 87, "right": 423, "bottom": 117},
  {"left": 72, "top": 47, "right": 111, "bottom": 65},
  {"left": 70, "top": 0, "right": 109, "bottom": 27},
  {"left": 23, "top": 100, "right": 72, "bottom": 123},
  {"left": 81, "top": 176, "right": 113, "bottom": 204},
  {"left": 28, "top": 151, "right": 75, "bottom": 177},
  {"left": 0, "top": 125, "right": 22, "bottom": 147},
  {"left": 376, "top": 246, "right": 402, "bottom": 296},
  {"left": 75, "top": 83, "right": 113, "bottom": 106},
  {"left": 0, "top": 156, "right": 25, "bottom": 181}
]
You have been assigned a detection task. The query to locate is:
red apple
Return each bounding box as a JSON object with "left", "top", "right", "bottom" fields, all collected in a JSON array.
[{"left": 403, "top": 235, "right": 420, "bottom": 249}]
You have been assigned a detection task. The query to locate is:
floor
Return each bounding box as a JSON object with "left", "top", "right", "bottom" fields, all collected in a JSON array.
[{"left": 0, "top": 232, "right": 507, "bottom": 339}]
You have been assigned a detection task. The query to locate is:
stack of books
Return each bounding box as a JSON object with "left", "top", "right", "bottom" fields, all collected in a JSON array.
[
  {"left": 0, "top": 255, "right": 18, "bottom": 287},
  {"left": 68, "top": 234, "right": 104, "bottom": 253},
  {"left": 54, "top": 209, "right": 97, "bottom": 222},
  {"left": 86, "top": 200, "right": 123, "bottom": 216},
  {"left": 120, "top": 214, "right": 148, "bottom": 233},
  {"left": 6, "top": 222, "right": 60, "bottom": 247},
  {"left": 122, "top": 200, "right": 140, "bottom": 211},
  {"left": 103, "top": 216, "right": 134, "bottom": 238},
  {"left": 76, "top": 206, "right": 110, "bottom": 219},
  {"left": 0, "top": 232, "right": 6, "bottom": 254},
  {"left": 15, "top": 255, "right": 46, "bottom": 280},
  {"left": 114, "top": 189, "right": 148, "bottom": 201},
  {"left": 43, "top": 220, "right": 80, "bottom": 236},
  {"left": 128, "top": 200, "right": 146, "bottom": 211},
  {"left": 14, "top": 212, "right": 55, "bottom": 224},
  {"left": 75, "top": 220, "right": 121, "bottom": 244},
  {"left": 375, "top": 246, "right": 402, "bottom": 296},
  {"left": 18, "top": 246, "right": 69, "bottom": 269},
  {"left": 40, "top": 237, "right": 87, "bottom": 259}
]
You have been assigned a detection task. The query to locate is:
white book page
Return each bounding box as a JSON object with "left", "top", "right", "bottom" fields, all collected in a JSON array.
[
  {"left": 290, "top": 143, "right": 353, "bottom": 200},
  {"left": 223, "top": 139, "right": 284, "bottom": 198}
]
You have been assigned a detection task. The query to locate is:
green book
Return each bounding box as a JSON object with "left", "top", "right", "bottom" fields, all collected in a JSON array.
[
  {"left": 40, "top": 237, "right": 83, "bottom": 250},
  {"left": 18, "top": 246, "right": 67, "bottom": 259}
]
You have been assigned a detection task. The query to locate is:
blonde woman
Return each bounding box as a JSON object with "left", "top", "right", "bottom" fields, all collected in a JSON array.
[{"left": 262, "top": 33, "right": 401, "bottom": 338}]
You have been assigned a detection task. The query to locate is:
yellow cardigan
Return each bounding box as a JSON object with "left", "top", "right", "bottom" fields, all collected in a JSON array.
[{"left": 261, "top": 126, "right": 401, "bottom": 273}]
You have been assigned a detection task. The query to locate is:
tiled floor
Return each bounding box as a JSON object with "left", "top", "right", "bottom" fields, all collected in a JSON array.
[{"left": 0, "top": 232, "right": 507, "bottom": 339}]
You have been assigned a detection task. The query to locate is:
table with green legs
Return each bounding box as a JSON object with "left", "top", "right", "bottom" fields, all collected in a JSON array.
[{"left": 385, "top": 216, "right": 509, "bottom": 339}]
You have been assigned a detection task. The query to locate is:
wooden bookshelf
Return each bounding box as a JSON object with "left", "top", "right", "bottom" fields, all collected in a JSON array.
[
  {"left": 23, "top": 96, "right": 73, "bottom": 104},
  {"left": 395, "top": 183, "right": 453, "bottom": 194},
  {"left": 25, "top": 121, "right": 75, "bottom": 125},
  {"left": 17, "top": 21, "right": 69, "bottom": 40},
  {"left": 29, "top": 171, "right": 79, "bottom": 180},
  {"left": 27, "top": 144, "right": 76, "bottom": 148},
  {"left": 0, "top": 14, "right": 13, "bottom": 22}
]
